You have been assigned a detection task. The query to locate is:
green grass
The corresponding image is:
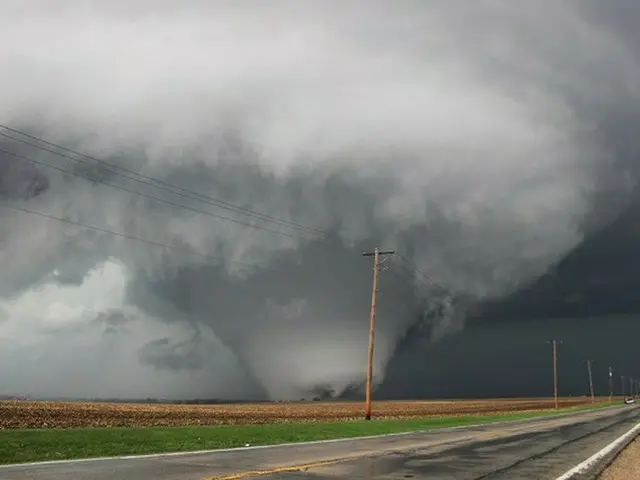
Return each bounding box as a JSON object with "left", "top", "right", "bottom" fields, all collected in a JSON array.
[{"left": 0, "top": 401, "right": 618, "bottom": 465}]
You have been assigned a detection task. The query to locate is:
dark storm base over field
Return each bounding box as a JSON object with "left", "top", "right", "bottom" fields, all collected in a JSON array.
[
  {"left": 381, "top": 315, "right": 637, "bottom": 400},
  {"left": 378, "top": 194, "right": 640, "bottom": 400}
]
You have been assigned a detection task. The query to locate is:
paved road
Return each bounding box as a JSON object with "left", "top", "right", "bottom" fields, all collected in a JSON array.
[{"left": 1, "top": 406, "right": 638, "bottom": 480}]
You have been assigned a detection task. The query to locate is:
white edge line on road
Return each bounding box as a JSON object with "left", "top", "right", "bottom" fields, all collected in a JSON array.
[
  {"left": 554, "top": 420, "right": 640, "bottom": 480},
  {"left": 0, "top": 404, "right": 623, "bottom": 470}
]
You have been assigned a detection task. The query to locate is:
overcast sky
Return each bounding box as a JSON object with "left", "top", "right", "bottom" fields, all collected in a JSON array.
[{"left": 1, "top": 1, "right": 640, "bottom": 400}]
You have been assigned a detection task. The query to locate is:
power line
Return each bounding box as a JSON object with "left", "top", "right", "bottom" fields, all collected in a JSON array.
[
  {"left": 390, "top": 267, "right": 451, "bottom": 298},
  {"left": 2, "top": 128, "right": 465, "bottom": 281},
  {"left": 0, "top": 125, "right": 328, "bottom": 237},
  {"left": 361, "top": 247, "right": 395, "bottom": 421},
  {"left": 0, "top": 127, "right": 471, "bottom": 306},
  {"left": 1, "top": 138, "right": 446, "bottom": 284},
  {"left": 609, "top": 366, "right": 614, "bottom": 401},
  {"left": 0, "top": 202, "right": 261, "bottom": 271},
  {"left": 0, "top": 147, "right": 315, "bottom": 241},
  {"left": 391, "top": 263, "right": 454, "bottom": 308},
  {"left": 382, "top": 257, "right": 415, "bottom": 290},
  {"left": 586, "top": 359, "right": 595, "bottom": 403},
  {"left": 394, "top": 252, "right": 451, "bottom": 295},
  {"left": 547, "top": 339, "right": 562, "bottom": 409}
]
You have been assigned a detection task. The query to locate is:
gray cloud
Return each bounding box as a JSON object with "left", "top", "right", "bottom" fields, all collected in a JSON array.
[
  {"left": 138, "top": 337, "right": 205, "bottom": 371},
  {"left": 0, "top": 1, "right": 639, "bottom": 400},
  {"left": 0, "top": 158, "right": 49, "bottom": 201}
]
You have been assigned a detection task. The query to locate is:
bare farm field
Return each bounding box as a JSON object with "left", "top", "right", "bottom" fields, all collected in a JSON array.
[{"left": 0, "top": 397, "right": 610, "bottom": 429}]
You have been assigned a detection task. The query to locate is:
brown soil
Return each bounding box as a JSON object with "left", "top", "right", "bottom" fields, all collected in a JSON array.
[{"left": 0, "top": 397, "right": 608, "bottom": 429}]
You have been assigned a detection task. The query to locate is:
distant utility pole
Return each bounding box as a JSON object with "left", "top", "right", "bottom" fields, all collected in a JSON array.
[
  {"left": 587, "top": 360, "right": 595, "bottom": 403},
  {"left": 548, "top": 340, "right": 561, "bottom": 409},
  {"left": 609, "top": 367, "right": 613, "bottom": 402},
  {"left": 621, "top": 375, "right": 625, "bottom": 397},
  {"left": 630, "top": 378, "right": 634, "bottom": 398},
  {"left": 362, "top": 247, "right": 395, "bottom": 421}
]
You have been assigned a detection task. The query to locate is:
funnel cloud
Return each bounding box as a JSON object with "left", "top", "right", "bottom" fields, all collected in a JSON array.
[{"left": 1, "top": 1, "right": 639, "bottom": 400}]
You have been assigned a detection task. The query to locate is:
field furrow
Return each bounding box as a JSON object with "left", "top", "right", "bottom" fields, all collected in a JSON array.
[{"left": 0, "top": 397, "right": 607, "bottom": 429}]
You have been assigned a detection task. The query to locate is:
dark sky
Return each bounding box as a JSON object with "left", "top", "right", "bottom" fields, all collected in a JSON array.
[
  {"left": 378, "top": 188, "right": 640, "bottom": 399},
  {"left": 381, "top": 315, "right": 640, "bottom": 400},
  {"left": 1, "top": 1, "right": 640, "bottom": 400}
]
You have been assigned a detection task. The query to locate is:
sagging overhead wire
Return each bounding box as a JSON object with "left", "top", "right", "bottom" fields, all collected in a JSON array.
[
  {"left": 0, "top": 125, "right": 468, "bottom": 292},
  {"left": 393, "top": 252, "right": 452, "bottom": 296},
  {"left": 0, "top": 146, "right": 316, "bottom": 241},
  {"left": 0, "top": 202, "right": 261, "bottom": 271},
  {"left": 0, "top": 124, "right": 328, "bottom": 238}
]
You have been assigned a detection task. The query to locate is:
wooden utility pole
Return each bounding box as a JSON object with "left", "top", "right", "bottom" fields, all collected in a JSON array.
[
  {"left": 609, "top": 367, "right": 613, "bottom": 402},
  {"left": 362, "top": 247, "right": 395, "bottom": 420},
  {"left": 621, "top": 375, "right": 625, "bottom": 397},
  {"left": 548, "top": 340, "right": 561, "bottom": 409},
  {"left": 587, "top": 360, "right": 595, "bottom": 403}
]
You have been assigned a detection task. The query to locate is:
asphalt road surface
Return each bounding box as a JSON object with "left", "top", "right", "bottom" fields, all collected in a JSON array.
[{"left": 1, "top": 405, "right": 638, "bottom": 480}]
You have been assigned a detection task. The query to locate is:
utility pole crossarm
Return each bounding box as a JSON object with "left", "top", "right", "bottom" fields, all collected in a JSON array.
[
  {"left": 362, "top": 250, "right": 395, "bottom": 257},
  {"left": 547, "top": 340, "right": 561, "bottom": 409}
]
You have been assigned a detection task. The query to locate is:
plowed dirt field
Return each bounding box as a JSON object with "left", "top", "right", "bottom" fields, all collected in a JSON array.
[{"left": 0, "top": 397, "right": 608, "bottom": 429}]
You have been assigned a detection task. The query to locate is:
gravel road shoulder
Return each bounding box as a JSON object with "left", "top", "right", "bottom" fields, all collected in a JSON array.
[{"left": 599, "top": 436, "right": 640, "bottom": 479}]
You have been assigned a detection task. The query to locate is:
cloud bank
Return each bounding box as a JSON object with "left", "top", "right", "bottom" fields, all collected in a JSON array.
[{"left": 0, "top": 0, "right": 639, "bottom": 399}]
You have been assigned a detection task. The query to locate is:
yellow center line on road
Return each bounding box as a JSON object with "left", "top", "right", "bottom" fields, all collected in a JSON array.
[
  {"left": 201, "top": 419, "right": 579, "bottom": 480},
  {"left": 475, "top": 429, "right": 509, "bottom": 440},
  {"left": 201, "top": 459, "right": 349, "bottom": 480}
]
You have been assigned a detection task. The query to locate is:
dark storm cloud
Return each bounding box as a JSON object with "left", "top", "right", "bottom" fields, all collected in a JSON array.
[
  {"left": 0, "top": 155, "right": 49, "bottom": 201},
  {"left": 138, "top": 337, "right": 205, "bottom": 371},
  {"left": 380, "top": 315, "right": 640, "bottom": 400},
  {"left": 0, "top": 1, "right": 639, "bottom": 400}
]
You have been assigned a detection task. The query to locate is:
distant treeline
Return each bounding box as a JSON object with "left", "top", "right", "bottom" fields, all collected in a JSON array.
[
  {"left": 0, "top": 395, "right": 29, "bottom": 401},
  {"left": 0, "top": 396, "right": 335, "bottom": 404}
]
